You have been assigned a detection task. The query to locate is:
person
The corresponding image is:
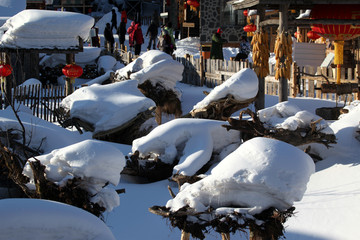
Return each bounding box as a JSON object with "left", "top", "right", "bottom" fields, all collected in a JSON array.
[
  {"left": 133, "top": 21, "right": 144, "bottom": 56},
  {"left": 164, "top": 22, "right": 176, "bottom": 51},
  {"left": 235, "top": 36, "right": 251, "bottom": 61},
  {"left": 210, "top": 28, "right": 227, "bottom": 60},
  {"left": 104, "top": 23, "right": 115, "bottom": 53},
  {"left": 127, "top": 21, "right": 136, "bottom": 52},
  {"left": 157, "top": 28, "right": 173, "bottom": 55},
  {"left": 111, "top": 9, "right": 117, "bottom": 32},
  {"left": 117, "top": 15, "right": 127, "bottom": 51},
  {"left": 146, "top": 20, "right": 158, "bottom": 50}
]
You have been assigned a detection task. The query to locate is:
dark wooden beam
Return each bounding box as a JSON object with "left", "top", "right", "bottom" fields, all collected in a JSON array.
[{"left": 259, "top": 18, "right": 360, "bottom": 27}]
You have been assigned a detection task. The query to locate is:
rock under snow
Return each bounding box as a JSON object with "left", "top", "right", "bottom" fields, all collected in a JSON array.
[
  {"left": 166, "top": 137, "right": 315, "bottom": 214},
  {"left": 0, "top": 9, "right": 94, "bottom": 49},
  {"left": 192, "top": 68, "right": 259, "bottom": 110}
]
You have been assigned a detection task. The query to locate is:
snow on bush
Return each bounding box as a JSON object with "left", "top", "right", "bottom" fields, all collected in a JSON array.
[
  {"left": 132, "top": 118, "right": 240, "bottom": 176},
  {"left": 166, "top": 137, "right": 315, "bottom": 214},
  {"left": 0, "top": 9, "right": 94, "bottom": 49},
  {"left": 23, "top": 139, "right": 126, "bottom": 212},
  {"left": 258, "top": 101, "right": 329, "bottom": 131},
  {"left": 192, "top": 68, "right": 259, "bottom": 110},
  {"left": 60, "top": 80, "right": 156, "bottom": 134}
]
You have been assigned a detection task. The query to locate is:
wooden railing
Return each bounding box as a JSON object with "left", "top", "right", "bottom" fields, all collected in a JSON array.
[{"left": 1, "top": 85, "right": 67, "bottom": 122}]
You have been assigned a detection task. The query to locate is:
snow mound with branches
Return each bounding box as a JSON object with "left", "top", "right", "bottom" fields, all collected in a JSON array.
[
  {"left": 166, "top": 137, "right": 315, "bottom": 214},
  {"left": 132, "top": 118, "right": 240, "bottom": 176}
]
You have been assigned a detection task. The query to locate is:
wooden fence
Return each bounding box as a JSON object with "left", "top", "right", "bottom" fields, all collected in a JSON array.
[{"left": 1, "top": 85, "right": 67, "bottom": 122}]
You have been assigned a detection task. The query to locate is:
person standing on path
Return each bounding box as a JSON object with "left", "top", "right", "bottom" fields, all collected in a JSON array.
[
  {"left": 127, "top": 21, "right": 136, "bottom": 52},
  {"left": 146, "top": 20, "right": 158, "bottom": 50},
  {"left": 117, "top": 16, "right": 127, "bottom": 51},
  {"left": 210, "top": 28, "right": 227, "bottom": 60},
  {"left": 133, "top": 21, "right": 144, "bottom": 56},
  {"left": 104, "top": 23, "right": 115, "bottom": 53},
  {"left": 111, "top": 9, "right": 117, "bottom": 32}
]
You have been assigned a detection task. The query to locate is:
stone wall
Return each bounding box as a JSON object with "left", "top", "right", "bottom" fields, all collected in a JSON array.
[{"left": 200, "top": 0, "right": 244, "bottom": 44}]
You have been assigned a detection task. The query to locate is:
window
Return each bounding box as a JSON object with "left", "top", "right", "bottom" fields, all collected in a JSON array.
[{"left": 221, "top": 1, "right": 245, "bottom": 26}]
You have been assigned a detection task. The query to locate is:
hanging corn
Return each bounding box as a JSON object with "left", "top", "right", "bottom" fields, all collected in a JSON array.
[
  {"left": 274, "top": 31, "right": 293, "bottom": 80},
  {"left": 251, "top": 30, "right": 269, "bottom": 78}
]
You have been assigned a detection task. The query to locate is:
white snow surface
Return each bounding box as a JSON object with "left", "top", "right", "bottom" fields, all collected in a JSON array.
[
  {"left": 0, "top": 198, "right": 116, "bottom": 240},
  {"left": 59, "top": 80, "right": 155, "bottom": 134},
  {"left": 132, "top": 118, "right": 240, "bottom": 176},
  {"left": 0, "top": 9, "right": 94, "bottom": 49},
  {"left": 1, "top": 3, "right": 360, "bottom": 239},
  {"left": 193, "top": 68, "right": 259, "bottom": 110}
]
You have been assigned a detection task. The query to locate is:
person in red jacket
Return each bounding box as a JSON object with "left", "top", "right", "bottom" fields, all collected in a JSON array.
[
  {"left": 127, "top": 21, "right": 136, "bottom": 51},
  {"left": 133, "top": 21, "right": 144, "bottom": 56}
]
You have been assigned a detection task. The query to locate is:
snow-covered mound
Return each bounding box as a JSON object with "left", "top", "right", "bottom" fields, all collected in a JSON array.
[
  {"left": 0, "top": 105, "right": 89, "bottom": 154},
  {"left": 0, "top": 9, "right": 94, "bottom": 49},
  {"left": 0, "top": 198, "right": 116, "bottom": 240},
  {"left": 258, "top": 101, "right": 330, "bottom": 132},
  {"left": 173, "top": 37, "right": 201, "bottom": 58},
  {"left": 132, "top": 118, "right": 240, "bottom": 176},
  {"left": 116, "top": 50, "right": 174, "bottom": 77},
  {"left": 192, "top": 68, "right": 258, "bottom": 110},
  {"left": 166, "top": 137, "right": 315, "bottom": 214},
  {"left": 60, "top": 80, "right": 156, "bottom": 134},
  {"left": 23, "top": 139, "right": 126, "bottom": 212},
  {"left": 115, "top": 49, "right": 184, "bottom": 96}
]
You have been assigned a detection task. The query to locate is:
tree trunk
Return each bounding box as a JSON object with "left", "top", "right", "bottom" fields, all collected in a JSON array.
[
  {"left": 221, "top": 232, "right": 230, "bottom": 240},
  {"left": 181, "top": 230, "right": 190, "bottom": 240}
]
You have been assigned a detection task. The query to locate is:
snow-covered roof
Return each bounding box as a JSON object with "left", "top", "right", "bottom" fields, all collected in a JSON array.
[{"left": 0, "top": 9, "right": 94, "bottom": 49}]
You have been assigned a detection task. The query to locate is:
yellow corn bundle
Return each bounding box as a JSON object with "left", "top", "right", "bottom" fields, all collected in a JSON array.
[
  {"left": 251, "top": 30, "right": 270, "bottom": 78},
  {"left": 274, "top": 31, "right": 293, "bottom": 80}
]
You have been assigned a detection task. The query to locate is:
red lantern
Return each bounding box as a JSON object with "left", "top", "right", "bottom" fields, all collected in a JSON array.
[
  {"left": 307, "top": 30, "right": 320, "bottom": 40},
  {"left": 294, "top": 32, "right": 298, "bottom": 38},
  {"left": 311, "top": 4, "right": 360, "bottom": 41},
  {"left": 243, "top": 10, "right": 248, "bottom": 17},
  {"left": 62, "top": 64, "right": 83, "bottom": 84},
  {"left": 311, "top": 4, "right": 360, "bottom": 84},
  {"left": 0, "top": 63, "right": 12, "bottom": 77},
  {"left": 243, "top": 24, "right": 256, "bottom": 32},
  {"left": 187, "top": 0, "right": 199, "bottom": 8}
]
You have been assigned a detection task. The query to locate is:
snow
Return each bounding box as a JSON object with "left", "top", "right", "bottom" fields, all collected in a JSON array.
[
  {"left": 1, "top": 2, "right": 360, "bottom": 240},
  {"left": 167, "top": 137, "right": 315, "bottom": 213},
  {"left": 0, "top": 198, "right": 116, "bottom": 240},
  {"left": 193, "top": 68, "right": 259, "bottom": 110},
  {"left": 132, "top": 118, "right": 240, "bottom": 175},
  {"left": 0, "top": 9, "right": 94, "bottom": 49},
  {"left": 59, "top": 80, "right": 156, "bottom": 134}
]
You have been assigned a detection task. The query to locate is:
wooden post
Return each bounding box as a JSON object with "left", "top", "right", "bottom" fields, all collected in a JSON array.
[
  {"left": 254, "top": 5, "right": 266, "bottom": 111},
  {"left": 65, "top": 53, "right": 74, "bottom": 96},
  {"left": 278, "top": 3, "right": 289, "bottom": 102},
  {"left": 291, "top": 62, "right": 298, "bottom": 97},
  {"left": 249, "top": 228, "right": 263, "bottom": 240},
  {"left": 221, "top": 232, "right": 230, "bottom": 240},
  {"left": 200, "top": 55, "right": 205, "bottom": 86},
  {"left": 181, "top": 230, "right": 190, "bottom": 240}
]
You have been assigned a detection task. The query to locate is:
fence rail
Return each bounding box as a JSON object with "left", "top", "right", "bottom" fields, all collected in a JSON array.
[{"left": 1, "top": 85, "right": 67, "bottom": 122}]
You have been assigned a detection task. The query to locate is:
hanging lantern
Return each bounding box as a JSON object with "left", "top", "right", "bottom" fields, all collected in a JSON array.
[
  {"left": 307, "top": 30, "right": 320, "bottom": 40},
  {"left": 0, "top": 63, "right": 12, "bottom": 93},
  {"left": 311, "top": 4, "right": 360, "bottom": 84},
  {"left": 62, "top": 63, "right": 83, "bottom": 84},
  {"left": 192, "top": 0, "right": 199, "bottom": 8},
  {"left": 243, "top": 24, "right": 256, "bottom": 32},
  {"left": 0, "top": 63, "right": 12, "bottom": 78},
  {"left": 243, "top": 9, "right": 248, "bottom": 17}
]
